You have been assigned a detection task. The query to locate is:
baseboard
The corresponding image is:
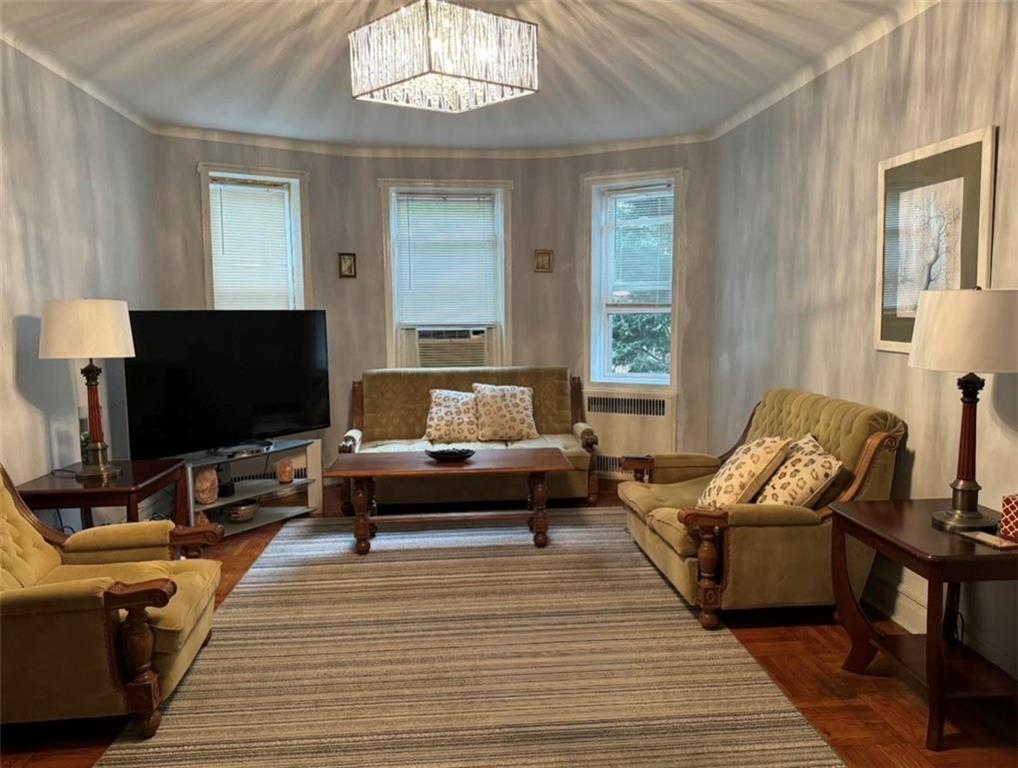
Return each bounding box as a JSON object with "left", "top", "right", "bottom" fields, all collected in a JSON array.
[{"left": 863, "top": 562, "right": 927, "bottom": 633}]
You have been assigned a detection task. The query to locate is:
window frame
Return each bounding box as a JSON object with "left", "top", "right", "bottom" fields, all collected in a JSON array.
[
  {"left": 198, "top": 162, "right": 312, "bottom": 310},
  {"left": 581, "top": 168, "right": 686, "bottom": 392},
  {"left": 378, "top": 178, "right": 513, "bottom": 368}
]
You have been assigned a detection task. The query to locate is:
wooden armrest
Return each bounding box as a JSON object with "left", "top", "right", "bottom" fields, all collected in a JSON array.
[
  {"left": 339, "top": 429, "right": 363, "bottom": 454},
  {"left": 621, "top": 455, "right": 654, "bottom": 482},
  {"left": 677, "top": 507, "right": 729, "bottom": 529},
  {"left": 572, "top": 422, "right": 598, "bottom": 452},
  {"left": 169, "top": 523, "right": 224, "bottom": 558},
  {"left": 103, "top": 579, "right": 177, "bottom": 611}
]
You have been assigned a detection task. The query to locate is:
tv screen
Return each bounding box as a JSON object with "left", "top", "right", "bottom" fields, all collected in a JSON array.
[{"left": 125, "top": 310, "right": 330, "bottom": 459}]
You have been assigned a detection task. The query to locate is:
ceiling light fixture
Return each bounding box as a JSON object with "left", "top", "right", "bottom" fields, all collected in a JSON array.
[{"left": 349, "top": 0, "right": 538, "bottom": 114}]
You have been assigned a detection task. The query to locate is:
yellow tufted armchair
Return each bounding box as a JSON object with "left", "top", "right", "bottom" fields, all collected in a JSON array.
[
  {"left": 619, "top": 390, "right": 906, "bottom": 630},
  {"left": 0, "top": 465, "right": 223, "bottom": 737}
]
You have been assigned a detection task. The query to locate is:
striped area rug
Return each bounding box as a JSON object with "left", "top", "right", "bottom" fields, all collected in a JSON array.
[{"left": 98, "top": 508, "right": 841, "bottom": 767}]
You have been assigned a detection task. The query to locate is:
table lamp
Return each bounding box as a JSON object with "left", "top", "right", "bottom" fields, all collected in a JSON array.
[
  {"left": 909, "top": 289, "right": 1018, "bottom": 531},
  {"left": 39, "top": 299, "right": 136, "bottom": 481}
]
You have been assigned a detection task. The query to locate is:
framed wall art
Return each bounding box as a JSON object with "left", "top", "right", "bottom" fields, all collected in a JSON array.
[
  {"left": 874, "top": 127, "right": 996, "bottom": 353},
  {"left": 534, "top": 249, "right": 553, "bottom": 273},
  {"left": 339, "top": 252, "right": 357, "bottom": 278}
]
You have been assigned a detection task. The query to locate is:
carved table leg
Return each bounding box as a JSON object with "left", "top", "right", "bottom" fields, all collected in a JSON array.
[
  {"left": 526, "top": 474, "right": 536, "bottom": 530},
  {"left": 832, "top": 518, "right": 878, "bottom": 672},
  {"left": 338, "top": 478, "right": 354, "bottom": 517},
  {"left": 587, "top": 471, "right": 599, "bottom": 505},
  {"left": 122, "top": 607, "right": 162, "bottom": 738},
  {"left": 696, "top": 526, "right": 722, "bottom": 630},
  {"left": 352, "top": 478, "right": 373, "bottom": 555},
  {"left": 529, "top": 472, "right": 549, "bottom": 548}
]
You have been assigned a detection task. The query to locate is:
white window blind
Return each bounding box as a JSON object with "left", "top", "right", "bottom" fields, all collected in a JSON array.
[
  {"left": 393, "top": 192, "right": 501, "bottom": 326},
  {"left": 209, "top": 179, "right": 303, "bottom": 309},
  {"left": 603, "top": 185, "right": 673, "bottom": 307}
]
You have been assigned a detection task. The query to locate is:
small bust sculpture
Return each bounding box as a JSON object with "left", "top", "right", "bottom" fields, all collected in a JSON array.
[
  {"left": 193, "top": 467, "right": 219, "bottom": 505},
  {"left": 275, "top": 457, "right": 295, "bottom": 485}
]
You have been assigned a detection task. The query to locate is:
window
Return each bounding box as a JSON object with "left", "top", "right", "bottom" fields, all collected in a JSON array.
[
  {"left": 381, "top": 181, "right": 511, "bottom": 367},
  {"left": 199, "top": 165, "right": 309, "bottom": 310},
  {"left": 588, "top": 174, "right": 677, "bottom": 387}
]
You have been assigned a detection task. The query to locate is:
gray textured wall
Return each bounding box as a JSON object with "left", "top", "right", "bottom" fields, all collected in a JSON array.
[
  {"left": 4, "top": 1, "right": 1016, "bottom": 671},
  {"left": 712, "top": 1, "right": 1017, "bottom": 672},
  {"left": 1, "top": 43, "right": 158, "bottom": 485},
  {"left": 154, "top": 137, "right": 717, "bottom": 459}
]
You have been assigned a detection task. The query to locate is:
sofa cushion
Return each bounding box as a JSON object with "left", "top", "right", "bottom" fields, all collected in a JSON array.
[
  {"left": 756, "top": 435, "right": 843, "bottom": 508},
  {"left": 40, "top": 559, "right": 220, "bottom": 655},
  {"left": 698, "top": 437, "right": 790, "bottom": 509},
  {"left": 506, "top": 434, "right": 590, "bottom": 471},
  {"left": 617, "top": 475, "right": 713, "bottom": 520},
  {"left": 361, "top": 367, "right": 573, "bottom": 441},
  {"left": 645, "top": 509, "right": 699, "bottom": 557},
  {"left": 361, "top": 440, "right": 514, "bottom": 453},
  {"left": 360, "top": 439, "right": 434, "bottom": 453},
  {"left": 473, "top": 383, "right": 540, "bottom": 441},
  {"left": 424, "top": 389, "right": 479, "bottom": 442}
]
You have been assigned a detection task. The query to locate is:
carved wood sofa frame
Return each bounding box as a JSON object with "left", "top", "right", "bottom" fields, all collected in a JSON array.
[
  {"left": 2, "top": 467, "right": 223, "bottom": 737},
  {"left": 621, "top": 405, "right": 902, "bottom": 630},
  {"left": 338, "top": 375, "right": 599, "bottom": 508}
]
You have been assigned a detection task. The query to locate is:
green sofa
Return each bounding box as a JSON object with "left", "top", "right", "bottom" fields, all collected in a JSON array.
[
  {"left": 0, "top": 465, "right": 223, "bottom": 737},
  {"left": 339, "top": 366, "right": 599, "bottom": 505},
  {"left": 619, "top": 389, "right": 906, "bottom": 629}
]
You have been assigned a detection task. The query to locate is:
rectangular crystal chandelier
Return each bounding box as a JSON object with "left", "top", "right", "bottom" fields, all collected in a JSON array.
[{"left": 349, "top": 0, "right": 538, "bottom": 114}]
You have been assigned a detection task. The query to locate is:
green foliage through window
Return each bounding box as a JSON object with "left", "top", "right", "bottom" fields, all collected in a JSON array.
[{"left": 610, "top": 313, "right": 671, "bottom": 375}]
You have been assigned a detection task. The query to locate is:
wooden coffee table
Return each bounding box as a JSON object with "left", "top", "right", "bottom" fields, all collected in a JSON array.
[{"left": 323, "top": 448, "right": 574, "bottom": 554}]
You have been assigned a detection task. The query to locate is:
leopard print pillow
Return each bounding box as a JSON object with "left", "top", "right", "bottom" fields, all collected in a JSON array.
[
  {"left": 424, "top": 389, "right": 478, "bottom": 443},
  {"left": 756, "top": 435, "right": 843, "bottom": 508},
  {"left": 472, "top": 383, "right": 539, "bottom": 441},
  {"left": 697, "top": 436, "right": 790, "bottom": 509}
]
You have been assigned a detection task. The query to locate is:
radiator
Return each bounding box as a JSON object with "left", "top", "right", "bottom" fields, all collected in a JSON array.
[{"left": 585, "top": 390, "right": 676, "bottom": 479}]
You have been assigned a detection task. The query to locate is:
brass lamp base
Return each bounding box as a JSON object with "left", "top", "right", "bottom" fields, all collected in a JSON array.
[
  {"left": 75, "top": 441, "right": 122, "bottom": 481},
  {"left": 931, "top": 479, "right": 997, "bottom": 532},
  {"left": 931, "top": 508, "right": 999, "bottom": 532}
]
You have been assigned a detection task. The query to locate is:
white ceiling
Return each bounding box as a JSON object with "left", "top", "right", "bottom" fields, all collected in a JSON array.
[{"left": 1, "top": 0, "right": 921, "bottom": 149}]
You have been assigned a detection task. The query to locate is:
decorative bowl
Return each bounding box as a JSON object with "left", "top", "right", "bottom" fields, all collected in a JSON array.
[
  {"left": 225, "top": 501, "right": 258, "bottom": 522},
  {"left": 425, "top": 448, "right": 475, "bottom": 463}
]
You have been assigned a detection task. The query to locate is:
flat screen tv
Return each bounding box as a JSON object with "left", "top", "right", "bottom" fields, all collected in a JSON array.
[{"left": 125, "top": 310, "right": 330, "bottom": 459}]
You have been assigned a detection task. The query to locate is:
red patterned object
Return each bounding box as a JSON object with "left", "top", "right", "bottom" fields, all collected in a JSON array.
[{"left": 1000, "top": 494, "right": 1018, "bottom": 542}]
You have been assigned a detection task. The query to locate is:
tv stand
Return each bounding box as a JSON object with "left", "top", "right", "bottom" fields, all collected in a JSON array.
[{"left": 180, "top": 438, "right": 321, "bottom": 537}]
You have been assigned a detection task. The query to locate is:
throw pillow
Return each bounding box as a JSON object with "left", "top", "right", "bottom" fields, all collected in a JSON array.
[
  {"left": 756, "top": 435, "right": 843, "bottom": 508},
  {"left": 424, "top": 389, "right": 478, "bottom": 443},
  {"left": 472, "top": 383, "right": 540, "bottom": 441},
  {"left": 697, "top": 436, "right": 791, "bottom": 509}
]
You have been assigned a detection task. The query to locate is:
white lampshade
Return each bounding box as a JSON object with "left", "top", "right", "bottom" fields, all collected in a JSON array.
[
  {"left": 909, "top": 289, "right": 1018, "bottom": 373},
  {"left": 39, "top": 299, "right": 136, "bottom": 360}
]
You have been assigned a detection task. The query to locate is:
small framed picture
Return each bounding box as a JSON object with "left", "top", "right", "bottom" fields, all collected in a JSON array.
[
  {"left": 339, "top": 252, "right": 357, "bottom": 278},
  {"left": 534, "top": 249, "right": 553, "bottom": 273}
]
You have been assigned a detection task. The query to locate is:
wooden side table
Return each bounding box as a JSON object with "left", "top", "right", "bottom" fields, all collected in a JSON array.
[
  {"left": 17, "top": 459, "right": 188, "bottom": 528},
  {"left": 830, "top": 499, "right": 1017, "bottom": 751}
]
